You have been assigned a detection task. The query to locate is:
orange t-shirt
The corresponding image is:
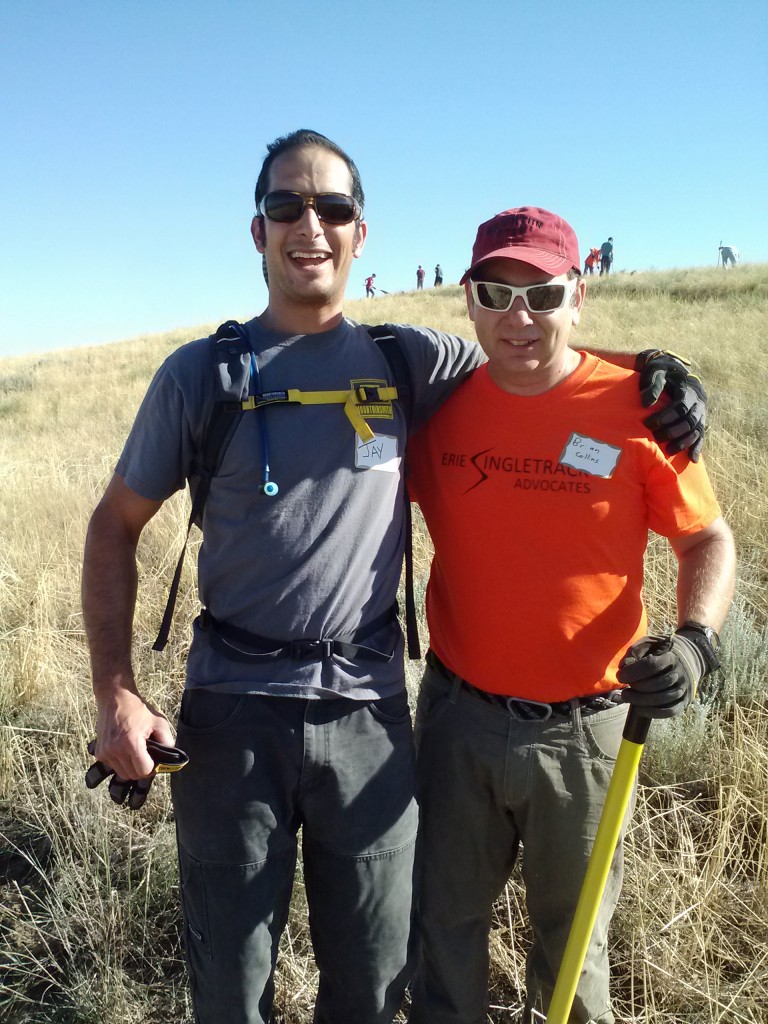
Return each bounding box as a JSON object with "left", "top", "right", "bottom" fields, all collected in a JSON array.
[{"left": 407, "top": 354, "right": 721, "bottom": 700}]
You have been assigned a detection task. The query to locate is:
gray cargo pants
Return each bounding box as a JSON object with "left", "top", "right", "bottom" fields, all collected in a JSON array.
[
  {"left": 171, "top": 688, "right": 418, "bottom": 1024},
  {"left": 409, "top": 662, "right": 631, "bottom": 1024}
]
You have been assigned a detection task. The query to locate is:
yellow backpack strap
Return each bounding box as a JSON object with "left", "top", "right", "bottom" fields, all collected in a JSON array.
[
  {"left": 240, "top": 385, "right": 399, "bottom": 443},
  {"left": 342, "top": 386, "right": 399, "bottom": 442}
]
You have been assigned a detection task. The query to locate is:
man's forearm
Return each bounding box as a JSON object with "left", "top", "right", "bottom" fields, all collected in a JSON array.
[
  {"left": 673, "top": 520, "right": 737, "bottom": 631},
  {"left": 82, "top": 488, "right": 175, "bottom": 780},
  {"left": 82, "top": 504, "right": 140, "bottom": 699},
  {"left": 618, "top": 520, "right": 735, "bottom": 719},
  {"left": 81, "top": 476, "right": 171, "bottom": 779}
]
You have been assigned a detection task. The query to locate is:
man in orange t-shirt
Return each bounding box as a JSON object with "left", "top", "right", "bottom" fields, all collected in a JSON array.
[{"left": 407, "top": 207, "right": 736, "bottom": 1024}]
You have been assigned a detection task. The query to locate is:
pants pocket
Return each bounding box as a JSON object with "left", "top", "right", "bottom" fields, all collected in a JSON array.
[
  {"left": 581, "top": 704, "right": 628, "bottom": 763},
  {"left": 414, "top": 664, "right": 450, "bottom": 735},
  {"left": 178, "top": 845, "right": 213, "bottom": 961},
  {"left": 178, "top": 689, "right": 246, "bottom": 733},
  {"left": 367, "top": 689, "right": 411, "bottom": 724}
]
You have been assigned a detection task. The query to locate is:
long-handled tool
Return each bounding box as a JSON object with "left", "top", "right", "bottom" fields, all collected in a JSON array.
[{"left": 546, "top": 709, "right": 650, "bottom": 1024}]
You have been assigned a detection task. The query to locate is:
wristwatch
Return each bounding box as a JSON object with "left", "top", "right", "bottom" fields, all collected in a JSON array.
[{"left": 677, "top": 620, "right": 721, "bottom": 674}]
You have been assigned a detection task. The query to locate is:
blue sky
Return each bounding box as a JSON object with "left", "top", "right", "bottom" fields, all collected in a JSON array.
[{"left": 2, "top": 0, "right": 766, "bottom": 357}]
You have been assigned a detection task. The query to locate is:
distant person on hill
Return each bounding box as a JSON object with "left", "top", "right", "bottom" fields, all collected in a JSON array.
[
  {"left": 434, "top": 263, "right": 443, "bottom": 286},
  {"left": 406, "top": 205, "right": 735, "bottom": 1024},
  {"left": 583, "top": 246, "right": 601, "bottom": 275},
  {"left": 82, "top": 130, "right": 708, "bottom": 1024},
  {"left": 365, "top": 272, "right": 376, "bottom": 296},
  {"left": 719, "top": 244, "right": 739, "bottom": 268},
  {"left": 416, "top": 264, "right": 426, "bottom": 289},
  {"left": 599, "top": 236, "right": 614, "bottom": 275}
]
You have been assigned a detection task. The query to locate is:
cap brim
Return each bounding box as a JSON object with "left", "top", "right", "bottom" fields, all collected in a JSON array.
[{"left": 459, "top": 245, "right": 576, "bottom": 284}]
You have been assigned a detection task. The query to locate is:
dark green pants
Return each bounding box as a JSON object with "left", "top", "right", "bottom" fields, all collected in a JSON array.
[
  {"left": 410, "top": 663, "right": 630, "bottom": 1024},
  {"left": 172, "top": 688, "right": 418, "bottom": 1024}
]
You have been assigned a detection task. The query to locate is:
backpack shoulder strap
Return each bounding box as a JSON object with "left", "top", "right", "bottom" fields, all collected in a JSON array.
[
  {"left": 153, "top": 321, "right": 251, "bottom": 651},
  {"left": 367, "top": 323, "right": 415, "bottom": 431},
  {"left": 195, "top": 320, "right": 252, "bottom": 505},
  {"left": 366, "top": 324, "right": 421, "bottom": 660}
]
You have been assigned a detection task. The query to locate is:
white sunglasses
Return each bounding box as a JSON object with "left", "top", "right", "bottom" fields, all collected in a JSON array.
[{"left": 470, "top": 277, "right": 578, "bottom": 313}]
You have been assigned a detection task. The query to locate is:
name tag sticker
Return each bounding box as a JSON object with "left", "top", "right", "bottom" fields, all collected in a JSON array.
[
  {"left": 559, "top": 432, "right": 622, "bottom": 478},
  {"left": 355, "top": 433, "right": 400, "bottom": 472}
]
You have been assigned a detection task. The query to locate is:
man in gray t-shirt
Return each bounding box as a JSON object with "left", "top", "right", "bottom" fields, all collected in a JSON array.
[
  {"left": 82, "top": 131, "right": 705, "bottom": 1024},
  {"left": 83, "top": 129, "right": 482, "bottom": 1024}
]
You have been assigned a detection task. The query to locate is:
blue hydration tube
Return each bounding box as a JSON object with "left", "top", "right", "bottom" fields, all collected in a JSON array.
[{"left": 241, "top": 336, "right": 279, "bottom": 497}]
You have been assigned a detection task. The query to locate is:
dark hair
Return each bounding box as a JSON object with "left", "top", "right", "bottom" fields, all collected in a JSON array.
[{"left": 254, "top": 129, "right": 365, "bottom": 213}]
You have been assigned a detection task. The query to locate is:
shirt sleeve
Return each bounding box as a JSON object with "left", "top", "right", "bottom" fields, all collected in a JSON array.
[
  {"left": 389, "top": 324, "right": 486, "bottom": 432},
  {"left": 642, "top": 447, "right": 721, "bottom": 538},
  {"left": 115, "top": 350, "right": 202, "bottom": 501}
]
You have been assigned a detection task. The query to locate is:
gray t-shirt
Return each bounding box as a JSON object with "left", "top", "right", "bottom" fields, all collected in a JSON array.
[{"left": 117, "top": 316, "right": 483, "bottom": 699}]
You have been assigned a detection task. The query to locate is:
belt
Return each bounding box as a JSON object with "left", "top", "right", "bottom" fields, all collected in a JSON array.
[
  {"left": 426, "top": 650, "right": 624, "bottom": 721},
  {"left": 198, "top": 606, "right": 399, "bottom": 664}
]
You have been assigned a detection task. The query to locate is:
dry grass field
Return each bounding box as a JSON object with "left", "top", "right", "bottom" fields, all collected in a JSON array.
[{"left": 1, "top": 265, "right": 767, "bottom": 1022}]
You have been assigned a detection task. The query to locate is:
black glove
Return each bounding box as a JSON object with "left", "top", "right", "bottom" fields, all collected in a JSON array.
[
  {"left": 85, "top": 739, "right": 189, "bottom": 810},
  {"left": 617, "top": 631, "right": 709, "bottom": 719},
  {"left": 635, "top": 350, "right": 707, "bottom": 462}
]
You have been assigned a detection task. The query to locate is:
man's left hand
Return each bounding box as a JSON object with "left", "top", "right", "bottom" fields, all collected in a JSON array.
[
  {"left": 635, "top": 350, "right": 707, "bottom": 462},
  {"left": 617, "top": 632, "right": 707, "bottom": 719}
]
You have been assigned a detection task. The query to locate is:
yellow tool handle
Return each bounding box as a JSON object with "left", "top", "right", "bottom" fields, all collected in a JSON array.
[{"left": 546, "top": 711, "right": 650, "bottom": 1023}]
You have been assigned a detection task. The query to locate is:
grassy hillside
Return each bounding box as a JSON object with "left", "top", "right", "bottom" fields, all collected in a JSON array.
[{"left": 1, "top": 266, "right": 767, "bottom": 1023}]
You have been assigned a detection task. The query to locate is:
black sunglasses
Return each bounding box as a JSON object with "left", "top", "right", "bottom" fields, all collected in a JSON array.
[{"left": 259, "top": 191, "right": 361, "bottom": 225}]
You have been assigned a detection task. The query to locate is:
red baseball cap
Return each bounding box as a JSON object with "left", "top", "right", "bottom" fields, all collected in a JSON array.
[{"left": 460, "top": 207, "right": 580, "bottom": 283}]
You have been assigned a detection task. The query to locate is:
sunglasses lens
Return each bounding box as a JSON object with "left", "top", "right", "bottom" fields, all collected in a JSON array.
[
  {"left": 314, "top": 194, "right": 358, "bottom": 224},
  {"left": 526, "top": 284, "right": 566, "bottom": 312},
  {"left": 475, "top": 282, "right": 513, "bottom": 311},
  {"left": 264, "top": 192, "right": 305, "bottom": 222},
  {"left": 474, "top": 280, "right": 571, "bottom": 313},
  {"left": 263, "top": 192, "right": 358, "bottom": 224}
]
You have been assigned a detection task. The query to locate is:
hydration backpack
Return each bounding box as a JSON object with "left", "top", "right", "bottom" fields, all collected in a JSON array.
[{"left": 153, "top": 320, "right": 420, "bottom": 660}]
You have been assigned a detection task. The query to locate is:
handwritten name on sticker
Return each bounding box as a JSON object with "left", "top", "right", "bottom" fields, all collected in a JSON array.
[
  {"left": 559, "top": 432, "right": 622, "bottom": 479},
  {"left": 355, "top": 434, "right": 400, "bottom": 473}
]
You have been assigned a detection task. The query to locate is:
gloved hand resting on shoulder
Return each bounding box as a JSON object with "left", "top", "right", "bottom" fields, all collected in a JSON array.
[{"left": 634, "top": 349, "right": 707, "bottom": 462}]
